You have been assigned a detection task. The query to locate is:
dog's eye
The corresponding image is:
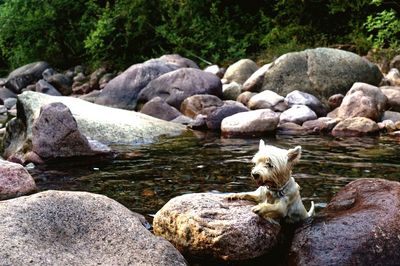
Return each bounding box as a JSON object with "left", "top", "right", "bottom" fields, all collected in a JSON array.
[{"left": 265, "top": 162, "right": 273, "bottom": 168}]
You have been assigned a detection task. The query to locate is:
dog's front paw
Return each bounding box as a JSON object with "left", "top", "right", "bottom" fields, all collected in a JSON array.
[
  {"left": 251, "top": 204, "right": 267, "bottom": 215},
  {"left": 225, "top": 193, "right": 240, "bottom": 201}
]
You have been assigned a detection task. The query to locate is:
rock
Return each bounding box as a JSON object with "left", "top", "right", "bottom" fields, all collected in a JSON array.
[
  {"left": 204, "top": 65, "right": 225, "bottom": 78},
  {"left": 73, "top": 72, "right": 87, "bottom": 83},
  {"left": 223, "top": 59, "right": 259, "bottom": 85},
  {"left": 258, "top": 48, "right": 382, "bottom": 100},
  {"left": 5, "top": 61, "right": 50, "bottom": 93},
  {"left": 188, "top": 114, "right": 208, "bottom": 130},
  {"left": 35, "top": 80, "right": 62, "bottom": 96},
  {"left": 0, "top": 190, "right": 187, "bottom": 265},
  {"left": 204, "top": 101, "right": 248, "bottom": 130},
  {"left": 180, "top": 94, "right": 223, "bottom": 118},
  {"left": 285, "top": 90, "right": 327, "bottom": 117},
  {"left": 89, "top": 67, "right": 107, "bottom": 91},
  {"left": 72, "top": 82, "right": 91, "bottom": 94},
  {"left": 380, "top": 86, "right": 400, "bottom": 112},
  {"left": 4, "top": 98, "right": 17, "bottom": 109},
  {"left": 390, "top": 55, "right": 400, "bottom": 71},
  {"left": 277, "top": 122, "right": 308, "bottom": 135},
  {"left": 381, "top": 110, "right": 400, "bottom": 123},
  {"left": 138, "top": 68, "right": 222, "bottom": 109},
  {"left": 41, "top": 68, "right": 57, "bottom": 79},
  {"left": 243, "top": 63, "right": 272, "bottom": 92},
  {"left": 159, "top": 54, "right": 199, "bottom": 69},
  {"left": 99, "top": 73, "right": 115, "bottom": 90},
  {"left": 221, "top": 109, "right": 280, "bottom": 137},
  {"left": 302, "top": 117, "right": 341, "bottom": 134},
  {"left": 170, "top": 115, "right": 193, "bottom": 125},
  {"left": 95, "top": 60, "right": 179, "bottom": 110},
  {"left": 153, "top": 193, "right": 281, "bottom": 261},
  {"left": 280, "top": 105, "right": 317, "bottom": 125},
  {"left": 378, "top": 120, "right": 396, "bottom": 132},
  {"left": 328, "top": 94, "right": 344, "bottom": 110},
  {"left": 331, "top": 117, "right": 379, "bottom": 137},
  {"left": 385, "top": 68, "right": 400, "bottom": 86},
  {"left": 45, "top": 73, "right": 72, "bottom": 95},
  {"left": 140, "top": 97, "right": 182, "bottom": 121},
  {"left": 3, "top": 92, "right": 186, "bottom": 160},
  {"left": 78, "top": 90, "right": 101, "bottom": 103},
  {"left": 337, "top": 82, "right": 387, "bottom": 121},
  {"left": 31, "top": 102, "right": 111, "bottom": 160},
  {"left": 222, "top": 81, "right": 242, "bottom": 100},
  {"left": 289, "top": 178, "right": 400, "bottom": 266},
  {"left": 236, "top": 91, "right": 257, "bottom": 106},
  {"left": 247, "top": 90, "right": 288, "bottom": 112},
  {"left": 0, "top": 87, "right": 17, "bottom": 102},
  {"left": 0, "top": 159, "right": 36, "bottom": 200}
]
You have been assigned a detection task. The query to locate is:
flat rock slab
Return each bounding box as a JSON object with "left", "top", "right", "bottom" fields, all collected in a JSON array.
[
  {"left": 289, "top": 178, "right": 400, "bottom": 266},
  {"left": 153, "top": 193, "right": 281, "bottom": 262},
  {"left": 0, "top": 190, "right": 187, "bottom": 266}
]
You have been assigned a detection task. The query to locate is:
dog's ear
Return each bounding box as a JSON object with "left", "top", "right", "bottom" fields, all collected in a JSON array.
[
  {"left": 287, "top": 146, "right": 301, "bottom": 163},
  {"left": 259, "top": 139, "right": 266, "bottom": 150}
]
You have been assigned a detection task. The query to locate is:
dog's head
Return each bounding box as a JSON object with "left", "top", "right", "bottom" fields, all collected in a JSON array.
[{"left": 251, "top": 140, "right": 301, "bottom": 188}]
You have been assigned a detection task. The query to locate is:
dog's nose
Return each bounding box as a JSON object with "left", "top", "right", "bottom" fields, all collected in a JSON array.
[{"left": 252, "top": 172, "right": 260, "bottom": 180}]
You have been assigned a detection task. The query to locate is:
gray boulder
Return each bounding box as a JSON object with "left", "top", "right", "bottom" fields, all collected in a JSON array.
[
  {"left": 223, "top": 59, "right": 259, "bottom": 85},
  {"left": 45, "top": 73, "right": 72, "bottom": 95},
  {"left": 95, "top": 61, "right": 178, "bottom": 110},
  {"left": 381, "top": 110, "right": 400, "bottom": 123},
  {"left": 0, "top": 159, "right": 36, "bottom": 200},
  {"left": 380, "top": 86, "right": 400, "bottom": 112},
  {"left": 35, "top": 80, "right": 62, "bottom": 96},
  {"left": 138, "top": 68, "right": 222, "bottom": 109},
  {"left": 153, "top": 193, "right": 281, "bottom": 261},
  {"left": 5, "top": 61, "right": 50, "bottom": 93},
  {"left": 285, "top": 90, "right": 327, "bottom": 117},
  {"left": 0, "top": 190, "right": 187, "bottom": 265},
  {"left": 280, "top": 105, "right": 317, "bottom": 125},
  {"left": 222, "top": 81, "right": 242, "bottom": 100},
  {"left": 221, "top": 109, "right": 280, "bottom": 137},
  {"left": 258, "top": 48, "right": 382, "bottom": 100},
  {"left": 140, "top": 97, "right": 183, "bottom": 121},
  {"left": 289, "top": 179, "right": 400, "bottom": 266},
  {"left": 204, "top": 101, "right": 248, "bottom": 130}
]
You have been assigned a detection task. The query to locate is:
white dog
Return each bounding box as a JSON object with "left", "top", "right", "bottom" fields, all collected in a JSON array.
[{"left": 227, "top": 140, "right": 314, "bottom": 224}]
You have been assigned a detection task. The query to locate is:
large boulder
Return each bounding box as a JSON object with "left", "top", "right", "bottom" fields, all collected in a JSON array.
[
  {"left": 138, "top": 68, "right": 222, "bottom": 109},
  {"left": 242, "top": 63, "right": 272, "bottom": 92},
  {"left": 336, "top": 82, "right": 387, "bottom": 121},
  {"left": 153, "top": 193, "right": 281, "bottom": 262},
  {"left": 289, "top": 178, "right": 400, "bottom": 266},
  {"left": 0, "top": 159, "right": 36, "bottom": 200},
  {"left": 257, "top": 48, "right": 382, "bottom": 100},
  {"left": 95, "top": 60, "right": 178, "bottom": 110},
  {"left": 0, "top": 190, "right": 187, "bottom": 265},
  {"left": 5, "top": 61, "right": 50, "bottom": 93},
  {"left": 221, "top": 109, "right": 280, "bottom": 137},
  {"left": 3, "top": 92, "right": 185, "bottom": 161},
  {"left": 223, "top": 59, "right": 259, "bottom": 85}
]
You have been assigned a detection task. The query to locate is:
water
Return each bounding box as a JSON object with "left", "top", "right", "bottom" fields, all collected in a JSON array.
[{"left": 30, "top": 132, "right": 400, "bottom": 219}]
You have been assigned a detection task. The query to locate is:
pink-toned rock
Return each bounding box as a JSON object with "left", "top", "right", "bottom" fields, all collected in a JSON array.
[
  {"left": 331, "top": 117, "right": 379, "bottom": 137},
  {"left": 180, "top": 94, "right": 223, "bottom": 118},
  {"left": 140, "top": 97, "right": 182, "bottom": 121},
  {"left": 328, "top": 94, "right": 344, "bottom": 110},
  {"left": 380, "top": 86, "right": 400, "bottom": 112},
  {"left": 289, "top": 178, "right": 400, "bottom": 266},
  {"left": 0, "top": 159, "right": 36, "bottom": 200}
]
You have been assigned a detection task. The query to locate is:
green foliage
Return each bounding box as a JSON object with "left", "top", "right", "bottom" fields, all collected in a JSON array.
[{"left": 364, "top": 9, "right": 400, "bottom": 48}]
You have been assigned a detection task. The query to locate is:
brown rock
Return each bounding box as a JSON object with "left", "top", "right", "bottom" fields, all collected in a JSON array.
[
  {"left": 302, "top": 117, "right": 341, "bottom": 134},
  {"left": 236, "top": 91, "right": 257, "bottom": 106},
  {"left": 180, "top": 94, "right": 223, "bottom": 119},
  {"left": 331, "top": 117, "right": 379, "bottom": 137},
  {"left": 153, "top": 193, "right": 281, "bottom": 261},
  {"left": 140, "top": 97, "right": 182, "bottom": 121},
  {"left": 289, "top": 178, "right": 400, "bottom": 266},
  {"left": 328, "top": 93, "right": 344, "bottom": 110},
  {"left": 380, "top": 86, "right": 400, "bottom": 112},
  {"left": 0, "top": 159, "right": 36, "bottom": 200}
]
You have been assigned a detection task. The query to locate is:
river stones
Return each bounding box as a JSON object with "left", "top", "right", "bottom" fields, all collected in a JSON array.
[
  {"left": 204, "top": 101, "right": 248, "bottom": 130},
  {"left": 0, "top": 190, "right": 187, "bottom": 265},
  {"left": 247, "top": 90, "right": 287, "bottom": 111},
  {"left": 285, "top": 90, "right": 327, "bottom": 117},
  {"left": 180, "top": 94, "right": 223, "bottom": 119},
  {"left": 140, "top": 97, "right": 183, "bottom": 121},
  {"left": 289, "top": 178, "right": 400, "bottom": 266},
  {"left": 44, "top": 73, "right": 72, "bottom": 96},
  {"left": 159, "top": 54, "right": 199, "bottom": 69},
  {"left": 280, "top": 105, "right": 317, "bottom": 125},
  {"left": 35, "top": 79, "right": 62, "bottom": 96},
  {"left": 331, "top": 117, "right": 379, "bottom": 137},
  {"left": 380, "top": 86, "right": 400, "bottom": 112},
  {"left": 223, "top": 59, "right": 259, "bottom": 85},
  {"left": 255, "top": 48, "right": 382, "bottom": 100},
  {"left": 0, "top": 159, "right": 36, "bottom": 200},
  {"left": 5, "top": 61, "right": 50, "bottom": 93},
  {"left": 153, "top": 193, "right": 281, "bottom": 262}
]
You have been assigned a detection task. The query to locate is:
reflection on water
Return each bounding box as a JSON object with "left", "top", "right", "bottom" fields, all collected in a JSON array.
[{"left": 31, "top": 133, "right": 400, "bottom": 218}]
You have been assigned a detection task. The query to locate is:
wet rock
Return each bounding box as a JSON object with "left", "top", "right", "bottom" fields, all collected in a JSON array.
[
  {"left": 380, "top": 86, "right": 400, "bottom": 112},
  {"left": 331, "top": 117, "right": 379, "bottom": 137},
  {"left": 153, "top": 193, "right": 281, "bottom": 261},
  {"left": 285, "top": 90, "right": 327, "bottom": 117},
  {"left": 258, "top": 48, "right": 382, "bottom": 100},
  {"left": 243, "top": 63, "right": 272, "bottom": 92},
  {"left": 35, "top": 79, "right": 62, "bottom": 96},
  {"left": 381, "top": 110, "right": 400, "bottom": 123},
  {"left": 205, "top": 101, "right": 248, "bottom": 130},
  {"left": 3, "top": 92, "right": 186, "bottom": 160},
  {"left": 222, "top": 82, "right": 242, "bottom": 100},
  {"left": 0, "top": 190, "right": 187, "bottom": 265},
  {"left": 289, "top": 178, "right": 400, "bottom": 266},
  {"left": 277, "top": 122, "right": 308, "bottom": 135},
  {"left": 180, "top": 94, "right": 223, "bottom": 118},
  {"left": 302, "top": 117, "right": 341, "bottom": 134},
  {"left": 95, "top": 60, "right": 178, "bottom": 110},
  {"left": 5, "top": 61, "right": 50, "bottom": 93},
  {"left": 138, "top": 68, "right": 222, "bottom": 109},
  {"left": 0, "top": 159, "right": 36, "bottom": 200},
  {"left": 223, "top": 59, "right": 259, "bottom": 85},
  {"left": 237, "top": 91, "right": 257, "bottom": 106},
  {"left": 280, "top": 105, "right": 317, "bottom": 125},
  {"left": 337, "top": 82, "right": 387, "bottom": 121},
  {"left": 188, "top": 114, "right": 208, "bottom": 130},
  {"left": 140, "top": 97, "right": 182, "bottom": 121},
  {"left": 248, "top": 90, "right": 288, "bottom": 112},
  {"left": 159, "top": 54, "right": 199, "bottom": 69},
  {"left": 221, "top": 109, "right": 279, "bottom": 137},
  {"left": 45, "top": 73, "right": 72, "bottom": 95},
  {"left": 328, "top": 93, "right": 344, "bottom": 110}
]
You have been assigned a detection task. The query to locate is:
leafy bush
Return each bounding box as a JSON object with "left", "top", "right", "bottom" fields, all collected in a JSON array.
[{"left": 364, "top": 9, "right": 400, "bottom": 48}]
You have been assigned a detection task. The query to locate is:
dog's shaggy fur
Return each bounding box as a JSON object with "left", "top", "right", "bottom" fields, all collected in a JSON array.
[{"left": 227, "top": 140, "right": 314, "bottom": 224}]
